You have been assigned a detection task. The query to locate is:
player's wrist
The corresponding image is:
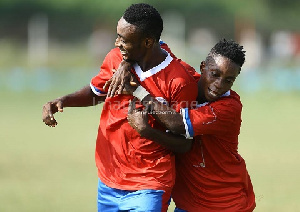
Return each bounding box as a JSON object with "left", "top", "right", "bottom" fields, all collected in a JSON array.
[
  {"left": 139, "top": 124, "right": 152, "bottom": 137},
  {"left": 133, "top": 85, "right": 150, "bottom": 101},
  {"left": 120, "top": 60, "right": 133, "bottom": 70}
]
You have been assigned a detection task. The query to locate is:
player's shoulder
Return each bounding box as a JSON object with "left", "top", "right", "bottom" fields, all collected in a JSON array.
[
  {"left": 226, "top": 90, "right": 242, "bottom": 108},
  {"left": 109, "top": 47, "right": 122, "bottom": 55},
  {"left": 160, "top": 41, "right": 198, "bottom": 78},
  {"left": 210, "top": 90, "right": 242, "bottom": 113},
  {"left": 167, "top": 59, "right": 196, "bottom": 82},
  {"left": 101, "top": 48, "right": 123, "bottom": 68},
  {"left": 105, "top": 47, "right": 122, "bottom": 60}
]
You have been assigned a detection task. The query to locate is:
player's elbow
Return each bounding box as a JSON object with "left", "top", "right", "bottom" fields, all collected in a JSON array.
[
  {"left": 173, "top": 140, "right": 192, "bottom": 153},
  {"left": 169, "top": 122, "right": 186, "bottom": 136}
]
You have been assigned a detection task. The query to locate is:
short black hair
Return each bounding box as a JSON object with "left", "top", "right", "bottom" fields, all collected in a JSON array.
[
  {"left": 207, "top": 39, "right": 246, "bottom": 67},
  {"left": 123, "top": 3, "right": 163, "bottom": 42}
]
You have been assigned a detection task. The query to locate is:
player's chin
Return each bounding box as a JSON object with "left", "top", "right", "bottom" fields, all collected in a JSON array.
[
  {"left": 122, "top": 55, "right": 135, "bottom": 62},
  {"left": 205, "top": 93, "right": 218, "bottom": 102},
  {"left": 122, "top": 55, "right": 129, "bottom": 61},
  {"left": 124, "top": 58, "right": 135, "bottom": 63},
  {"left": 123, "top": 57, "right": 132, "bottom": 62}
]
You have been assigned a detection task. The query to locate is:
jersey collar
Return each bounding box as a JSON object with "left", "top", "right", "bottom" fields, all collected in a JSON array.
[
  {"left": 133, "top": 50, "right": 173, "bottom": 82},
  {"left": 196, "top": 90, "right": 231, "bottom": 108}
]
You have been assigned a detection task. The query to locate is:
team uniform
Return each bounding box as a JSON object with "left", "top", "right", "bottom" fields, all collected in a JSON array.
[
  {"left": 159, "top": 41, "right": 200, "bottom": 82},
  {"left": 90, "top": 43, "right": 198, "bottom": 212},
  {"left": 173, "top": 90, "right": 256, "bottom": 212}
]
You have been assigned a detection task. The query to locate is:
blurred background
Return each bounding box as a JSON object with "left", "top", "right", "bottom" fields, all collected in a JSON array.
[{"left": 1, "top": 0, "right": 300, "bottom": 211}]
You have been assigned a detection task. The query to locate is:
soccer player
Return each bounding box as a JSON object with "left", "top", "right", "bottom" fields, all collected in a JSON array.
[
  {"left": 119, "top": 39, "right": 256, "bottom": 211},
  {"left": 42, "top": 3, "right": 198, "bottom": 212}
]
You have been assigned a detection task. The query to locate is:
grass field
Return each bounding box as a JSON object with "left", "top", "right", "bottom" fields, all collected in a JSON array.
[{"left": 1, "top": 90, "right": 300, "bottom": 211}]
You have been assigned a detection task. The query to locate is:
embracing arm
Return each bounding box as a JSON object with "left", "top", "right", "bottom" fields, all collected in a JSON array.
[
  {"left": 104, "top": 59, "right": 198, "bottom": 135},
  {"left": 127, "top": 99, "right": 192, "bottom": 153},
  {"left": 104, "top": 64, "right": 188, "bottom": 134},
  {"left": 42, "top": 85, "right": 106, "bottom": 127},
  {"left": 141, "top": 96, "right": 186, "bottom": 135},
  {"left": 142, "top": 125, "right": 192, "bottom": 153}
]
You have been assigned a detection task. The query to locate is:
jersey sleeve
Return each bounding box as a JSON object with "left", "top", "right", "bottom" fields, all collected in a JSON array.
[
  {"left": 181, "top": 97, "right": 242, "bottom": 138},
  {"left": 90, "top": 48, "right": 122, "bottom": 96}
]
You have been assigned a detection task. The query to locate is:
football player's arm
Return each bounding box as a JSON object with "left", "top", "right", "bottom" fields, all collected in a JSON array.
[
  {"left": 184, "top": 100, "right": 242, "bottom": 137},
  {"left": 42, "top": 48, "right": 122, "bottom": 127},
  {"left": 103, "top": 60, "right": 136, "bottom": 97},
  {"left": 104, "top": 60, "right": 197, "bottom": 134},
  {"left": 127, "top": 99, "right": 192, "bottom": 153},
  {"left": 139, "top": 124, "right": 192, "bottom": 153},
  {"left": 42, "top": 85, "right": 106, "bottom": 127},
  {"left": 105, "top": 69, "right": 191, "bottom": 134},
  {"left": 140, "top": 96, "right": 187, "bottom": 135},
  {"left": 135, "top": 78, "right": 197, "bottom": 135}
]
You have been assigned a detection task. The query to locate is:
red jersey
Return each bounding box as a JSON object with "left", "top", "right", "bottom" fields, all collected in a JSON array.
[
  {"left": 90, "top": 46, "right": 198, "bottom": 192},
  {"left": 159, "top": 41, "right": 200, "bottom": 82},
  {"left": 173, "top": 90, "right": 256, "bottom": 212}
]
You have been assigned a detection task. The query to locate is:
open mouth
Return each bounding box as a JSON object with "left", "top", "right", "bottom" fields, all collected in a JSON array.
[
  {"left": 120, "top": 50, "right": 127, "bottom": 56},
  {"left": 208, "top": 87, "right": 219, "bottom": 98}
]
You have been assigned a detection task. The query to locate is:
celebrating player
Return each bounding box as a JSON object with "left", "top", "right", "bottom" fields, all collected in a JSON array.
[
  {"left": 116, "top": 39, "right": 256, "bottom": 211},
  {"left": 42, "top": 3, "right": 198, "bottom": 212}
]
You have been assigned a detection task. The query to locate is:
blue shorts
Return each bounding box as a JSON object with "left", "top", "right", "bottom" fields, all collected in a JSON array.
[{"left": 97, "top": 179, "right": 170, "bottom": 212}]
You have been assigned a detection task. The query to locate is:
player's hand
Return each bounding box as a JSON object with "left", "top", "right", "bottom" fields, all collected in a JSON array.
[
  {"left": 127, "top": 98, "right": 150, "bottom": 135},
  {"left": 103, "top": 60, "right": 139, "bottom": 97},
  {"left": 122, "top": 74, "right": 139, "bottom": 95},
  {"left": 42, "top": 98, "right": 64, "bottom": 127}
]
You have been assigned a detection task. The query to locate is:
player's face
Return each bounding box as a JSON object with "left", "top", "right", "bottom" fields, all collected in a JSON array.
[
  {"left": 115, "top": 17, "right": 147, "bottom": 62},
  {"left": 198, "top": 55, "right": 240, "bottom": 102}
]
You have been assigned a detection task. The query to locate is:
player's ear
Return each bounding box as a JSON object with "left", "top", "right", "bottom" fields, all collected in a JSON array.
[
  {"left": 200, "top": 61, "right": 205, "bottom": 74},
  {"left": 144, "top": 38, "right": 154, "bottom": 48}
]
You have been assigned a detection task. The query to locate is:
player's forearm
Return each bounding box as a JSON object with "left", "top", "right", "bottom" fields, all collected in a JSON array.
[
  {"left": 60, "top": 85, "right": 106, "bottom": 107},
  {"left": 140, "top": 125, "right": 192, "bottom": 153},
  {"left": 141, "top": 96, "right": 186, "bottom": 134}
]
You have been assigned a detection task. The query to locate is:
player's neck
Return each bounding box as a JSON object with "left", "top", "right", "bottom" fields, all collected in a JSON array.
[
  {"left": 197, "top": 96, "right": 207, "bottom": 104},
  {"left": 138, "top": 45, "right": 167, "bottom": 72}
]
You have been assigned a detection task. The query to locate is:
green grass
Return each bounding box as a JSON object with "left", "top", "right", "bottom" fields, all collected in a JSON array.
[
  {"left": 0, "top": 91, "right": 100, "bottom": 212},
  {"left": 238, "top": 92, "right": 300, "bottom": 211},
  {"left": 1, "top": 90, "right": 300, "bottom": 211}
]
